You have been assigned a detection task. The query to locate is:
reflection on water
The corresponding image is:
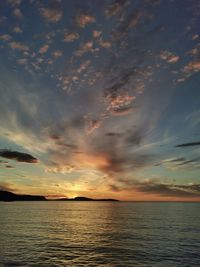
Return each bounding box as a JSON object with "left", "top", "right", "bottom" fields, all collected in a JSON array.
[{"left": 1, "top": 202, "right": 200, "bottom": 266}]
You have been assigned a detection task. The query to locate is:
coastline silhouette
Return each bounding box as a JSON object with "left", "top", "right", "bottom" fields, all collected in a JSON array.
[{"left": 0, "top": 190, "right": 118, "bottom": 202}]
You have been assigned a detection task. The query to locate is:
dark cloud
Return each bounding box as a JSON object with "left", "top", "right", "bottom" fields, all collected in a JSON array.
[
  {"left": 109, "top": 184, "right": 122, "bottom": 192},
  {"left": 119, "top": 10, "right": 143, "bottom": 32},
  {"left": 0, "top": 149, "right": 38, "bottom": 163},
  {"left": 125, "top": 130, "right": 143, "bottom": 146},
  {"left": 6, "top": 165, "right": 14, "bottom": 168},
  {"left": 50, "top": 134, "right": 60, "bottom": 140},
  {"left": 99, "top": 151, "right": 154, "bottom": 175},
  {"left": 105, "top": 0, "right": 128, "bottom": 18},
  {"left": 111, "top": 106, "right": 134, "bottom": 116},
  {"left": 109, "top": 179, "right": 200, "bottom": 198},
  {"left": 167, "top": 157, "right": 186, "bottom": 163},
  {"left": 162, "top": 156, "right": 200, "bottom": 170},
  {"left": 105, "top": 132, "right": 122, "bottom": 137},
  {"left": 176, "top": 142, "right": 200, "bottom": 147},
  {"left": 56, "top": 141, "right": 78, "bottom": 149},
  {"left": 136, "top": 182, "right": 200, "bottom": 198},
  {"left": 0, "top": 160, "right": 8, "bottom": 164}
]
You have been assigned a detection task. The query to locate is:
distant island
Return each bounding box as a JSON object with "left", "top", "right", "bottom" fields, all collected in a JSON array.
[
  {"left": 55, "top": 196, "right": 119, "bottom": 202},
  {"left": 0, "top": 190, "right": 119, "bottom": 202}
]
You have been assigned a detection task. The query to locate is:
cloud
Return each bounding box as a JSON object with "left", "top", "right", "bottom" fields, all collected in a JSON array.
[
  {"left": 75, "top": 12, "right": 95, "bottom": 28},
  {"left": 183, "top": 60, "right": 200, "bottom": 73},
  {"left": 0, "top": 149, "right": 38, "bottom": 163},
  {"left": 105, "top": 0, "right": 128, "bottom": 18},
  {"left": 13, "top": 8, "right": 23, "bottom": 18},
  {"left": 6, "top": 165, "right": 14, "bottom": 168},
  {"left": 176, "top": 142, "right": 200, "bottom": 147},
  {"left": 136, "top": 181, "right": 200, "bottom": 198},
  {"left": 98, "top": 39, "right": 112, "bottom": 49},
  {"left": 92, "top": 30, "right": 101, "bottom": 38},
  {"left": 111, "top": 106, "right": 134, "bottom": 116},
  {"left": 0, "top": 34, "right": 12, "bottom": 41},
  {"left": 85, "top": 117, "right": 102, "bottom": 134},
  {"left": 0, "top": 160, "right": 8, "bottom": 164},
  {"left": 125, "top": 130, "right": 143, "bottom": 146},
  {"left": 105, "top": 92, "right": 136, "bottom": 115},
  {"left": 160, "top": 50, "right": 179, "bottom": 63},
  {"left": 105, "top": 132, "right": 122, "bottom": 137},
  {"left": 63, "top": 32, "right": 79, "bottom": 42},
  {"left": 9, "top": 42, "right": 29, "bottom": 51},
  {"left": 56, "top": 142, "right": 77, "bottom": 149},
  {"left": 52, "top": 50, "right": 63, "bottom": 58},
  {"left": 0, "top": 182, "right": 16, "bottom": 192},
  {"left": 74, "top": 41, "right": 94, "bottom": 56},
  {"left": 77, "top": 60, "right": 91, "bottom": 73},
  {"left": 100, "top": 154, "right": 152, "bottom": 175},
  {"left": 109, "top": 179, "right": 200, "bottom": 198},
  {"left": 46, "top": 163, "right": 75, "bottom": 174},
  {"left": 39, "top": 7, "right": 62, "bottom": 23},
  {"left": 162, "top": 157, "right": 200, "bottom": 170},
  {"left": 12, "top": 26, "right": 23, "bottom": 33},
  {"left": 39, "top": 44, "right": 49, "bottom": 54},
  {"left": 17, "top": 58, "right": 27, "bottom": 65},
  {"left": 7, "top": 0, "right": 21, "bottom": 6},
  {"left": 191, "top": 34, "right": 199, "bottom": 41},
  {"left": 90, "top": 130, "right": 153, "bottom": 175},
  {"left": 116, "top": 10, "right": 142, "bottom": 34}
]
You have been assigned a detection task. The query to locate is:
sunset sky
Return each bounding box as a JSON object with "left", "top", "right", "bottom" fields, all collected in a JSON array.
[{"left": 0, "top": 0, "right": 200, "bottom": 201}]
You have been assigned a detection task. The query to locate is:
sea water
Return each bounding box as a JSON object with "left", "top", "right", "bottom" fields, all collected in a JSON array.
[{"left": 0, "top": 202, "right": 200, "bottom": 266}]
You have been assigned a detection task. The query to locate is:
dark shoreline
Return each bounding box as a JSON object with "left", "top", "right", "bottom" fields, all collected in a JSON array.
[{"left": 0, "top": 190, "right": 119, "bottom": 202}]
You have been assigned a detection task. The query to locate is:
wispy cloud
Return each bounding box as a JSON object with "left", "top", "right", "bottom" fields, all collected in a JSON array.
[
  {"left": 0, "top": 182, "right": 16, "bottom": 192},
  {"left": 109, "top": 179, "right": 200, "bottom": 198},
  {"left": 136, "top": 181, "right": 200, "bottom": 198},
  {"left": 176, "top": 142, "right": 200, "bottom": 147},
  {"left": 162, "top": 157, "right": 200, "bottom": 170}
]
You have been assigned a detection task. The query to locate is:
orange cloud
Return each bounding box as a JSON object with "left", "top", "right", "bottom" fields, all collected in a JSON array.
[
  {"left": 183, "top": 60, "right": 200, "bottom": 73},
  {"left": 39, "top": 44, "right": 49, "bottom": 54},
  {"left": 105, "top": 92, "right": 136, "bottom": 114},
  {"left": 52, "top": 50, "right": 63, "bottom": 58},
  {"left": 64, "top": 32, "right": 79, "bottom": 42},
  {"left": 40, "top": 7, "right": 62, "bottom": 23},
  {"left": 76, "top": 13, "right": 95, "bottom": 28},
  {"left": 9, "top": 42, "right": 29, "bottom": 51},
  {"left": 160, "top": 50, "right": 179, "bottom": 63},
  {"left": 0, "top": 34, "right": 12, "bottom": 41}
]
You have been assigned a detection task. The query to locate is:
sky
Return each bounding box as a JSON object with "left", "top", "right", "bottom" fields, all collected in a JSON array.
[{"left": 0, "top": 0, "right": 200, "bottom": 201}]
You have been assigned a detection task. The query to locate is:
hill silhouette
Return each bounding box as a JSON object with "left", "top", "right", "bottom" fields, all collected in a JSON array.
[
  {"left": 0, "top": 190, "right": 119, "bottom": 202},
  {"left": 0, "top": 190, "right": 46, "bottom": 201},
  {"left": 56, "top": 196, "right": 119, "bottom": 201}
]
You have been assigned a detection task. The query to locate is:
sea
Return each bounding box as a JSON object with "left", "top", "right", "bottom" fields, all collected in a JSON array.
[{"left": 0, "top": 202, "right": 200, "bottom": 267}]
